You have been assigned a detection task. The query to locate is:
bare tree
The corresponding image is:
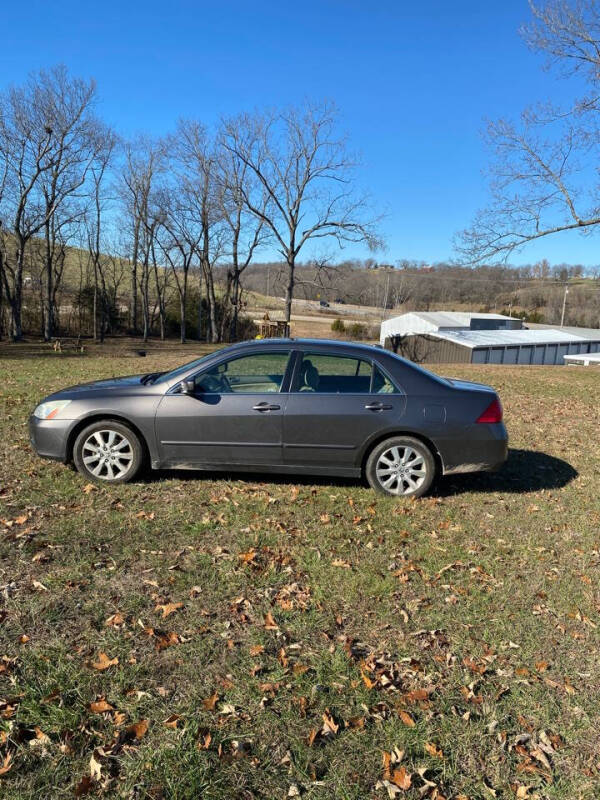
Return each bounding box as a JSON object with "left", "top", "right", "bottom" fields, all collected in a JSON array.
[
  {"left": 172, "top": 120, "right": 225, "bottom": 343},
  {"left": 35, "top": 67, "right": 105, "bottom": 341},
  {"left": 87, "top": 130, "right": 116, "bottom": 342},
  {"left": 0, "top": 70, "right": 70, "bottom": 339},
  {"left": 121, "top": 136, "right": 165, "bottom": 340},
  {"left": 215, "top": 137, "right": 268, "bottom": 340},
  {"left": 459, "top": 1, "right": 600, "bottom": 263},
  {"left": 0, "top": 153, "right": 9, "bottom": 338},
  {"left": 221, "top": 102, "right": 381, "bottom": 324},
  {"left": 155, "top": 186, "right": 202, "bottom": 344}
]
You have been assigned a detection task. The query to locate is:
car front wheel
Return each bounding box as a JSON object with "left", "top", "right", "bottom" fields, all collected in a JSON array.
[
  {"left": 365, "top": 436, "right": 436, "bottom": 498},
  {"left": 73, "top": 421, "right": 143, "bottom": 484}
]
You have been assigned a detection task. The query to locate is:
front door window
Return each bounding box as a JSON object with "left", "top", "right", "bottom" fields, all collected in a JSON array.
[{"left": 195, "top": 352, "right": 291, "bottom": 394}]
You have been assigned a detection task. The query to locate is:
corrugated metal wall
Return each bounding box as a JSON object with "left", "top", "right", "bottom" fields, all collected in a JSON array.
[
  {"left": 390, "top": 335, "right": 471, "bottom": 364},
  {"left": 388, "top": 335, "right": 600, "bottom": 365},
  {"left": 471, "top": 340, "right": 600, "bottom": 365}
]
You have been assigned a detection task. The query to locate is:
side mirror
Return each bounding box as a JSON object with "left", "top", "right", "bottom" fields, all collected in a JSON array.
[{"left": 180, "top": 380, "right": 195, "bottom": 395}]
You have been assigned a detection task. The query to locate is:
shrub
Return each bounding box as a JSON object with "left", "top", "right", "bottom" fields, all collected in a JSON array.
[
  {"left": 331, "top": 318, "right": 345, "bottom": 333},
  {"left": 347, "top": 322, "right": 368, "bottom": 339}
]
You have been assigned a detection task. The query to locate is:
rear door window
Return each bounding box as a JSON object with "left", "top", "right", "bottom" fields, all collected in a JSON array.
[
  {"left": 293, "top": 353, "right": 378, "bottom": 394},
  {"left": 372, "top": 365, "right": 399, "bottom": 394}
]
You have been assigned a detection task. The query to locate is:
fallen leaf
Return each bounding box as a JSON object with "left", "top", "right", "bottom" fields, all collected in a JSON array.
[
  {"left": 74, "top": 776, "right": 95, "bottom": 796},
  {"left": 390, "top": 766, "right": 411, "bottom": 790},
  {"left": 264, "top": 611, "right": 279, "bottom": 630},
  {"left": 155, "top": 631, "right": 180, "bottom": 650},
  {"left": 202, "top": 691, "right": 219, "bottom": 711},
  {"left": 399, "top": 711, "right": 415, "bottom": 727},
  {"left": 322, "top": 711, "right": 339, "bottom": 735},
  {"left": 332, "top": 558, "right": 351, "bottom": 568},
  {"left": 104, "top": 612, "right": 125, "bottom": 627},
  {"left": 126, "top": 719, "right": 149, "bottom": 740},
  {"left": 0, "top": 752, "right": 13, "bottom": 775},
  {"left": 197, "top": 728, "right": 212, "bottom": 749},
  {"left": 424, "top": 742, "right": 444, "bottom": 759},
  {"left": 155, "top": 602, "right": 184, "bottom": 618},
  {"left": 88, "top": 698, "right": 114, "bottom": 713},
  {"left": 89, "top": 751, "right": 102, "bottom": 781},
  {"left": 238, "top": 549, "right": 257, "bottom": 564},
  {"left": 91, "top": 652, "right": 118, "bottom": 671}
]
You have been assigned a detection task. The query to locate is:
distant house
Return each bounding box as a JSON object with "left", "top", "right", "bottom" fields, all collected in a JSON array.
[{"left": 380, "top": 311, "right": 600, "bottom": 365}]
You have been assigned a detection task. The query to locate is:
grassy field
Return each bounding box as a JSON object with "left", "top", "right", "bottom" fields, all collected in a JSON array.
[{"left": 0, "top": 352, "right": 599, "bottom": 799}]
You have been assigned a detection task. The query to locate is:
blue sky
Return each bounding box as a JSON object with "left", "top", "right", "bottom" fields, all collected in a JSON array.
[{"left": 2, "top": 0, "right": 597, "bottom": 266}]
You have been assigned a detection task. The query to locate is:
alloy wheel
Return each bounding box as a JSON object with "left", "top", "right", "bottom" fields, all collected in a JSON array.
[
  {"left": 375, "top": 444, "right": 427, "bottom": 495},
  {"left": 81, "top": 429, "right": 134, "bottom": 481}
]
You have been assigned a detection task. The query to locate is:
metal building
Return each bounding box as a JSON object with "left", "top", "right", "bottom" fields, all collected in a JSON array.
[
  {"left": 391, "top": 328, "right": 600, "bottom": 365},
  {"left": 380, "top": 311, "right": 521, "bottom": 345}
]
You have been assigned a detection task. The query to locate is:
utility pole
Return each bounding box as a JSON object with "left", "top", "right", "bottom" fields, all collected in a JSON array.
[{"left": 560, "top": 283, "right": 569, "bottom": 327}]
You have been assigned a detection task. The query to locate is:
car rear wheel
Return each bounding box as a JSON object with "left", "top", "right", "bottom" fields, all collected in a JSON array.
[
  {"left": 365, "top": 436, "right": 435, "bottom": 498},
  {"left": 73, "top": 421, "right": 143, "bottom": 484}
]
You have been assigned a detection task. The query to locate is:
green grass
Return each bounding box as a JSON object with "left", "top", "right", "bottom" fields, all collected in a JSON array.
[{"left": 0, "top": 352, "right": 599, "bottom": 799}]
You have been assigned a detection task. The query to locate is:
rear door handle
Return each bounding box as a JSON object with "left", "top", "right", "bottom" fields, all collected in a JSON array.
[
  {"left": 364, "top": 402, "right": 393, "bottom": 411},
  {"left": 253, "top": 402, "right": 281, "bottom": 411}
]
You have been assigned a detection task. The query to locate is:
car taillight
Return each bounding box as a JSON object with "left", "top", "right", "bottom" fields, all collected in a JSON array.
[{"left": 476, "top": 397, "right": 503, "bottom": 424}]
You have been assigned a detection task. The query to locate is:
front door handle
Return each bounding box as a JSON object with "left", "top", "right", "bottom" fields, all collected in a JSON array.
[
  {"left": 364, "top": 402, "right": 393, "bottom": 411},
  {"left": 253, "top": 402, "right": 281, "bottom": 412}
]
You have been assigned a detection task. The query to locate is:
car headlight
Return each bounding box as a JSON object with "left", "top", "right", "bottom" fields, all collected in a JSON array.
[{"left": 33, "top": 400, "right": 72, "bottom": 419}]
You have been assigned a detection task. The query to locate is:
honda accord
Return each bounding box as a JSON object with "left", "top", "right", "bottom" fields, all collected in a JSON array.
[{"left": 29, "top": 338, "right": 508, "bottom": 497}]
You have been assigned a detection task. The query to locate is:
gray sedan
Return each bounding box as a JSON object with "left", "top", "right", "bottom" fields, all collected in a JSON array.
[{"left": 29, "top": 338, "right": 508, "bottom": 497}]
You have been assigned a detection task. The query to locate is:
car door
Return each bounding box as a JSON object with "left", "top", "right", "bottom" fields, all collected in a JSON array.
[
  {"left": 282, "top": 350, "right": 406, "bottom": 470},
  {"left": 155, "top": 350, "right": 292, "bottom": 468}
]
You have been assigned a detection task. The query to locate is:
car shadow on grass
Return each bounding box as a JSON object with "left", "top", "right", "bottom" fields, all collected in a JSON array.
[
  {"left": 142, "top": 448, "right": 577, "bottom": 497},
  {"left": 437, "top": 448, "right": 578, "bottom": 497}
]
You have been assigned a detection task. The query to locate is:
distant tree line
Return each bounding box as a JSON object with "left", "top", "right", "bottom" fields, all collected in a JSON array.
[
  {"left": 0, "top": 66, "right": 379, "bottom": 342},
  {"left": 2, "top": 58, "right": 599, "bottom": 343},
  {"left": 238, "top": 258, "right": 600, "bottom": 328}
]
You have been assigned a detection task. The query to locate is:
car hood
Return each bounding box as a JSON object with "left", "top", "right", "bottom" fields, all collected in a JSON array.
[{"left": 44, "top": 374, "right": 151, "bottom": 400}]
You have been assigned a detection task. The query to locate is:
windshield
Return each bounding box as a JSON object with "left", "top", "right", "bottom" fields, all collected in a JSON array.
[{"left": 154, "top": 353, "right": 216, "bottom": 385}]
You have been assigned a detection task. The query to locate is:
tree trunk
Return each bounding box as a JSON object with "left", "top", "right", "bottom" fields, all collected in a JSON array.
[
  {"left": 180, "top": 290, "right": 187, "bottom": 344},
  {"left": 284, "top": 256, "right": 295, "bottom": 324},
  {"left": 0, "top": 247, "right": 4, "bottom": 341},
  {"left": 93, "top": 277, "right": 98, "bottom": 341},
  {"left": 10, "top": 241, "right": 26, "bottom": 341},
  {"left": 230, "top": 270, "right": 241, "bottom": 342},
  {"left": 204, "top": 265, "right": 218, "bottom": 343},
  {"left": 43, "top": 221, "right": 54, "bottom": 341},
  {"left": 130, "top": 224, "right": 139, "bottom": 334},
  {"left": 141, "top": 259, "right": 150, "bottom": 342}
]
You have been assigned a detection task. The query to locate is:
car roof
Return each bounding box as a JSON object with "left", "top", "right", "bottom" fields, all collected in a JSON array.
[{"left": 225, "top": 338, "right": 383, "bottom": 355}]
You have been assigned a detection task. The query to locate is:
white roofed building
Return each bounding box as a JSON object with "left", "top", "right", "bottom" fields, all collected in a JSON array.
[
  {"left": 380, "top": 311, "right": 521, "bottom": 345},
  {"left": 380, "top": 311, "right": 600, "bottom": 365}
]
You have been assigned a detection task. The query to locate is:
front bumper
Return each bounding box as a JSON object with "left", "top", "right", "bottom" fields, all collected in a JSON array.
[{"left": 29, "top": 415, "right": 73, "bottom": 462}]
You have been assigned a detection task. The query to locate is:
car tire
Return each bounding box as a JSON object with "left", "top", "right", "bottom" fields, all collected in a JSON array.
[
  {"left": 73, "top": 421, "right": 144, "bottom": 484},
  {"left": 365, "top": 436, "right": 436, "bottom": 498}
]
